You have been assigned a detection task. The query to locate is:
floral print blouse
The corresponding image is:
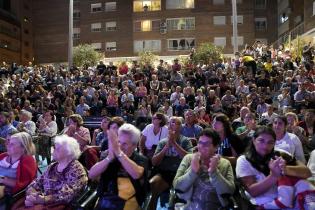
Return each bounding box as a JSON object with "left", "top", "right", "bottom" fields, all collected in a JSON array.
[{"left": 27, "top": 160, "right": 88, "bottom": 204}]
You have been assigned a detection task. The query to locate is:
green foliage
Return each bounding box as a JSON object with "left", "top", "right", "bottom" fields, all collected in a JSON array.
[
  {"left": 192, "top": 42, "right": 223, "bottom": 65},
  {"left": 73, "top": 44, "right": 102, "bottom": 67},
  {"left": 284, "top": 36, "right": 312, "bottom": 60},
  {"left": 138, "top": 51, "right": 158, "bottom": 68}
]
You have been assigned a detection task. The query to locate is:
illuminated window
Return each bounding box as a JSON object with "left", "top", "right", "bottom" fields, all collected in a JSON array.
[
  {"left": 133, "top": 0, "right": 161, "bottom": 12},
  {"left": 166, "top": 0, "right": 194, "bottom": 9},
  {"left": 134, "top": 20, "right": 160, "bottom": 32},
  {"left": 166, "top": 17, "right": 195, "bottom": 30}
]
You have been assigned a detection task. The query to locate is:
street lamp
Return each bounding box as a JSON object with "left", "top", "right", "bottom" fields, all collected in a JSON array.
[
  {"left": 68, "top": 0, "right": 73, "bottom": 69},
  {"left": 232, "top": 0, "right": 238, "bottom": 54}
]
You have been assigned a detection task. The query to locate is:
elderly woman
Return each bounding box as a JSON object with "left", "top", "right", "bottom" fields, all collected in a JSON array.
[
  {"left": 89, "top": 123, "right": 148, "bottom": 210},
  {"left": 174, "top": 128, "right": 235, "bottom": 209},
  {"left": 0, "top": 132, "right": 36, "bottom": 199},
  {"left": 64, "top": 114, "right": 91, "bottom": 151},
  {"left": 13, "top": 135, "right": 88, "bottom": 210},
  {"left": 236, "top": 126, "right": 312, "bottom": 209},
  {"left": 17, "top": 110, "right": 36, "bottom": 136}
]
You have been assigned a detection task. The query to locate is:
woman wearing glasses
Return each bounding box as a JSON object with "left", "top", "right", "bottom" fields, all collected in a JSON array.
[{"left": 173, "top": 128, "right": 235, "bottom": 210}]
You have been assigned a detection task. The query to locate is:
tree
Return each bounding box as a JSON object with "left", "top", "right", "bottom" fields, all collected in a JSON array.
[
  {"left": 138, "top": 51, "right": 158, "bottom": 68},
  {"left": 192, "top": 42, "right": 223, "bottom": 65},
  {"left": 73, "top": 44, "right": 102, "bottom": 67}
]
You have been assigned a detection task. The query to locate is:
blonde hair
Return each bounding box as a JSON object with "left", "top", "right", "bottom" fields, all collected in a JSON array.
[{"left": 10, "top": 132, "right": 36, "bottom": 155}]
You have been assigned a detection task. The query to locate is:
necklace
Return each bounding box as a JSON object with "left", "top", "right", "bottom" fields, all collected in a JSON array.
[{"left": 7, "top": 156, "right": 20, "bottom": 168}]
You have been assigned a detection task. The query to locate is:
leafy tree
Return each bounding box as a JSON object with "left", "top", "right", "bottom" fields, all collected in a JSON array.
[
  {"left": 138, "top": 51, "right": 158, "bottom": 68},
  {"left": 73, "top": 44, "right": 102, "bottom": 67},
  {"left": 192, "top": 42, "right": 223, "bottom": 65}
]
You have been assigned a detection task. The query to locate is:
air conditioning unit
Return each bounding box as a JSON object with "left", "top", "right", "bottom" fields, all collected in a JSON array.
[{"left": 160, "top": 22, "right": 167, "bottom": 34}]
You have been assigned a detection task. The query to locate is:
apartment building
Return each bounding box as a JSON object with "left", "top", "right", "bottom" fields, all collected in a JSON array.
[
  {"left": 276, "top": 0, "right": 315, "bottom": 46},
  {"left": 32, "top": 0, "right": 278, "bottom": 64},
  {"left": 0, "top": 0, "right": 33, "bottom": 64}
]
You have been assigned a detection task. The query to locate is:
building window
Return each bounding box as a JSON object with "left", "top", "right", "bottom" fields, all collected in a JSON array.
[
  {"left": 214, "top": 37, "right": 226, "bottom": 47},
  {"left": 105, "top": 2, "right": 116, "bottom": 12},
  {"left": 255, "top": 0, "right": 266, "bottom": 9},
  {"left": 280, "top": 13, "right": 289, "bottom": 23},
  {"left": 106, "top": 42, "right": 117, "bottom": 51},
  {"left": 166, "top": 17, "right": 195, "bottom": 30},
  {"left": 255, "top": 18, "right": 267, "bottom": 31},
  {"left": 213, "top": 16, "right": 226, "bottom": 25},
  {"left": 91, "top": 3, "right": 102, "bottom": 13},
  {"left": 231, "top": 36, "right": 244, "bottom": 46},
  {"left": 73, "top": 10, "right": 80, "bottom": 20},
  {"left": 92, "top": 42, "right": 102, "bottom": 51},
  {"left": 134, "top": 40, "right": 161, "bottom": 52},
  {"left": 230, "top": 15, "right": 243, "bottom": 24},
  {"left": 73, "top": 28, "right": 80, "bottom": 39},
  {"left": 166, "top": 0, "right": 194, "bottom": 9},
  {"left": 134, "top": 20, "right": 161, "bottom": 32},
  {"left": 91, "top": 23, "right": 102, "bottom": 32},
  {"left": 133, "top": 0, "right": 161, "bottom": 12},
  {"left": 106, "top": 21, "right": 117, "bottom": 31},
  {"left": 313, "top": 1, "right": 315, "bottom": 16},
  {"left": 213, "top": 0, "right": 224, "bottom": 5},
  {"left": 168, "top": 38, "right": 195, "bottom": 50}
]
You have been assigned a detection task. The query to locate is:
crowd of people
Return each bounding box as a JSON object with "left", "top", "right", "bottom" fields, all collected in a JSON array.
[{"left": 0, "top": 40, "right": 314, "bottom": 209}]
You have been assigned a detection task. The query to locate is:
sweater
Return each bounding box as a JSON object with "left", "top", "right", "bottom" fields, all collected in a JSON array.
[
  {"left": 173, "top": 154, "right": 235, "bottom": 207},
  {"left": 0, "top": 153, "right": 37, "bottom": 193}
]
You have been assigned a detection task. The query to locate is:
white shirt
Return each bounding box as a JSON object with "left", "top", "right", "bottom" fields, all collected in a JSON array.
[
  {"left": 39, "top": 121, "right": 58, "bottom": 136},
  {"left": 261, "top": 112, "right": 278, "bottom": 123},
  {"left": 142, "top": 124, "right": 168, "bottom": 150},
  {"left": 307, "top": 150, "right": 315, "bottom": 182},
  {"left": 236, "top": 155, "right": 277, "bottom": 205},
  {"left": 275, "top": 132, "right": 306, "bottom": 164}
]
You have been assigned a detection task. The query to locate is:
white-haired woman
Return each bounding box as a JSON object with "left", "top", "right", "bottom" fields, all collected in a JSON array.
[
  {"left": 12, "top": 135, "right": 88, "bottom": 210},
  {"left": 89, "top": 123, "right": 149, "bottom": 210},
  {"left": 17, "top": 110, "right": 36, "bottom": 136}
]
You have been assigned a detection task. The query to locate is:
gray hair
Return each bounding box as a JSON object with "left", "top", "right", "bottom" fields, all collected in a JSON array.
[
  {"left": 54, "top": 135, "right": 81, "bottom": 160},
  {"left": 20, "top": 109, "right": 32, "bottom": 120},
  {"left": 118, "top": 123, "right": 141, "bottom": 145}
]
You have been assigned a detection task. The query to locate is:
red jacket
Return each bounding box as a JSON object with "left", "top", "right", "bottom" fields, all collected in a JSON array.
[{"left": 0, "top": 153, "right": 37, "bottom": 193}]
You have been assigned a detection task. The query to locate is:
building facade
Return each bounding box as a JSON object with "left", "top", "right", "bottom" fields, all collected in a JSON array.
[
  {"left": 32, "top": 0, "right": 278, "bottom": 64},
  {"left": 0, "top": 0, "right": 33, "bottom": 65}
]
